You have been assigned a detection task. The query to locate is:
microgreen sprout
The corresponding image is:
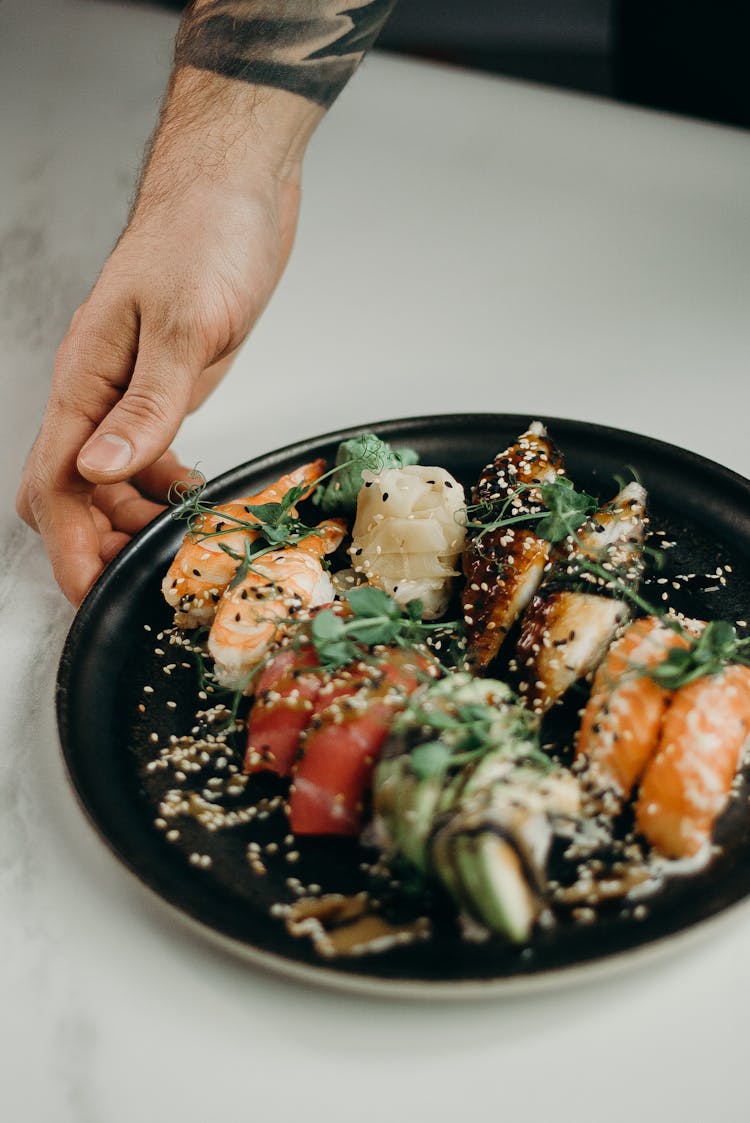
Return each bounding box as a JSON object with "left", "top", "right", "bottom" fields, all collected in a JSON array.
[
  {"left": 168, "top": 444, "right": 398, "bottom": 566},
  {"left": 399, "top": 678, "right": 551, "bottom": 783},
  {"left": 308, "top": 587, "right": 456, "bottom": 671},
  {"left": 466, "top": 475, "right": 597, "bottom": 546},
  {"left": 638, "top": 620, "right": 750, "bottom": 690}
]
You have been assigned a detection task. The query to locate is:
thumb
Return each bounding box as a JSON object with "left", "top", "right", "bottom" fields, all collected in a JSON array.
[{"left": 77, "top": 334, "right": 197, "bottom": 482}]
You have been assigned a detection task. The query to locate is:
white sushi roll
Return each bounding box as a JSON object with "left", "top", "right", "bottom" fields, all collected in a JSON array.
[{"left": 349, "top": 465, "right": 466, "bottom": 619}]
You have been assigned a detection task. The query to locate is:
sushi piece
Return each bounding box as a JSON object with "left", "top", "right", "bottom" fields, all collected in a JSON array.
[
  {"left": 431, "top": 766, "right": 580, "bottom": 942},
  {"left": 207, "top": 518, "right": 345, "bottom": 691},
  {"left": 163, "top": 460, "right": 327, "bottom": 628},
  {"left": 349, "top": 464, "right": 466, "bottom": 619},
  {"left": 288, "top": 647, "right": 434, "bottom": 836},
  {"left": 516, "top": 481, "right": 647, "bottom": 713},
  {"left": 372, "top": 674, "right": 581, "bottom": 943},
  {"left": 244, "top": 644, "right": 324, "bottom": 776},
  {"left": 462, "top": 421, "right": 566, "bottom": 670},
  {"left": 636, "top": 663, "right": 750, "bottom": 859},
  {"left": 576, "top": 615, "right": 697, "bottom": 802}
]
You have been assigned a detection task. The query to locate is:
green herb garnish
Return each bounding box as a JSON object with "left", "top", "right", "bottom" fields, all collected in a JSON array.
[
  {"left": 466, "top": 475, "right": 597, "bottom": 546},
  {"left": 309, "top": 587, "right": 453, "bottom": 670},
  {"left": 314, "top": 433, "right": 419, "bottom": 515},
  {"left": 399, "top": 676, "right": 550, "bottom": 782},
  {"left": 535, "top": 477, "right": 598, "bottom": 542},
  {"left": 643, "top": 620, "right": 750, "bottom": 689}
]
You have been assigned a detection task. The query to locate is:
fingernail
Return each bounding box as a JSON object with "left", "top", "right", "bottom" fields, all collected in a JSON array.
[{"left": 79, "top": 433, "right": 133, "bottom": 473}]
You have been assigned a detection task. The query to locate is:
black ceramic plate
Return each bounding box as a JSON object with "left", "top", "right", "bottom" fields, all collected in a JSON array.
[{"left": 57, "top": 414, "right": 750, "bottom": 996}]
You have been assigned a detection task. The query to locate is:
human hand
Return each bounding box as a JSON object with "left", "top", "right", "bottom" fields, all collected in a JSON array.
[{"left": 16, "top": 70, "right": 322, "bottom": 605}]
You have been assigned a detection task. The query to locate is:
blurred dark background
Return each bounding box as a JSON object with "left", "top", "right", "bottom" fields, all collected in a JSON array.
[{"left": 139, "top": 1, "right": 750, "bottom": 130}]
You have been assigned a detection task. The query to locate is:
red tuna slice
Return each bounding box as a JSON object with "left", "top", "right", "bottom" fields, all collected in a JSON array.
[
  {"left": 244, "top": 645, "right": 323, "bottom": 776},
  {"left": 288, "top": 648, "right": 434, "bottom": 836}
]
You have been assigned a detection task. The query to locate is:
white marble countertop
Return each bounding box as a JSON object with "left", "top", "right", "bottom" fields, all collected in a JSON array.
[{"left": 3, "top": 1, "right": 750, "bottom": 1119}]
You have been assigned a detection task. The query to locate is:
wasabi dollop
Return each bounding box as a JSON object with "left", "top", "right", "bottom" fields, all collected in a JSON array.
[{"left": 315, "top": 433, "right": 419, "bottom": 515}]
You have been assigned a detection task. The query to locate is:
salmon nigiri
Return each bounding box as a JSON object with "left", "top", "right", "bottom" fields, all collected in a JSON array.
[
  {"left": 576, "top": 616, "right": 697, "bottom": 801},
  {"left": 636, "top": 663, "right": 750, "bottom": 859}
]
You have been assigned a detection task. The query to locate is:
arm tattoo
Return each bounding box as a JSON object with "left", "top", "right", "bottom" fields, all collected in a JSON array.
[{"left": 175, "top": 1, "right": 399, "bottom": 109}]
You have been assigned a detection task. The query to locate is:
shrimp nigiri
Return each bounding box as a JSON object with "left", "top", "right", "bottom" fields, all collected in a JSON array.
[
  {"left": 207, "top": 518, "right": 346, "bottom": 691},
  {"left": 516, "top": 481, "right": 646, "bottom": 713},
  {"left": 576, "top": 616, "right": 697, "bottom": 802},
  {"left": 636, "top": 663, "right": 750, "bottom": 859},
  {"left": 462, "top": 421, "right": 565, "bottom": 670},
  {"left": 162, "top": 460, "right": 326, "bottom": 628}
]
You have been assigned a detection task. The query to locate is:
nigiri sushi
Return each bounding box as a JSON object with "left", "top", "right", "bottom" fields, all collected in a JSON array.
[
  {"left": 207, "top": 518, "right": 345, "bottom": 691},
  {"left": 516, "top": 481, "right": 647, "bottom": 713},
  {"left": 462, "top": 421, "right": 565, "bottom": 670},
  {"left": 576, "top": 615, "right": 697, "bottom": 802},
  {"left": 288, "top": 647, "right": 435, "bottom": 836},
  {"left": 163, "top": 460, "right": 327, "bottom": 627},
  {"left": 636, "top": 663, "right": 750, "bottom": 859}
]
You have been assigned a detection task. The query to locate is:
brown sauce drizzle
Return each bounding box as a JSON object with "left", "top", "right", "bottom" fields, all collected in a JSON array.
[{"left": 281, "top": 893, "right": 431, "bottom": 958}]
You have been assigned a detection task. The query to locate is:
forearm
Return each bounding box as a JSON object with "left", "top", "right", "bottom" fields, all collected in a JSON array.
[
  {"left": 136, "top": 1, "right": 398, "bottom": 219},
  {"left": 134, "top": 66, "right": 323, "bottom": 218},
  {"left": 174, "top": 0, "right": 399, "bottom": 110}
]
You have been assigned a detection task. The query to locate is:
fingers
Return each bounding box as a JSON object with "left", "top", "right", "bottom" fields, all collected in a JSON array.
[
  {"left": 99, "top": 529, "right": 132, "bottom": 565},
  {"left": 92, "top": 482, "right": 165, "bottom": 536},
  {"left": 77, "top": 317, "right": 200, "bottom": 484},
  {"left": 26, "top": 488, "right": 105, "bottom": 606},
  {"left": 132, "top": 448, "right": 194, "bottom": 502},
  {"left": 16, "top": 297, "right": 143, "bottom": 602}
]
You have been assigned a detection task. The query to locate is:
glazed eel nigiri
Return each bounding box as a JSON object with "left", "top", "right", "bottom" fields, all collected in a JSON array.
[
  {"left": 515, "top": 481, "right": 647, "bottom": 713},
  {"left": 462, "top": 421, "right": 565, "bottom": 670}
]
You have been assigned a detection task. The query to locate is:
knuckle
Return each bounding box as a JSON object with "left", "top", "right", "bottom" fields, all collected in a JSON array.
[
  {"left": 68, "top": 302, "right": 88, "bottom": 331},
  {"left": 15, "top": 485, "right": 33, "bottom": 525},
  {"left": 21, "top": 471, "right": 47, "bottom": 526},
  {"left": 155, "top": 309, "right": 209, "bottom": 363},
  {"left": 119, "top": 384, "right": 175, "bottom": 432}
]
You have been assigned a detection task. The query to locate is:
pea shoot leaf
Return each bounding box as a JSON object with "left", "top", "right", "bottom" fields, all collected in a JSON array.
[
  {"left": 346, "top": 585, "right": 401, "bottom": 620},
  {"left": 311, "top": 610, "right": 345, "bottom": 643},
  {"left": 409, "top": 740, "right": 454, "bottom": 780},
  {"left": 306, "top": 589, "right": 455, "bottom": 670},
  {"left": 647, "top": 620, "right": 749, "bottom": 689},
  {"left": 536, "top": 478, "right": 597, "bottom": 543}
]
